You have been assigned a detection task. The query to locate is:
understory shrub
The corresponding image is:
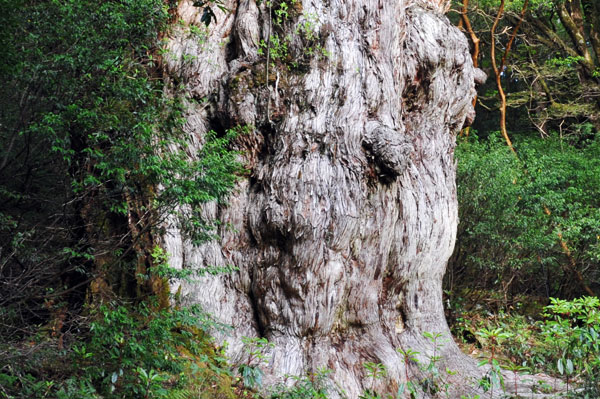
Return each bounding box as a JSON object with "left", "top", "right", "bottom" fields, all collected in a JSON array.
[
  {"left": 449, "top": 133, "right": 600, "bottom": 299},
  {"left": 0, "top": 298, "right": 236, "bottom": 399},
  {"left": 448, "top": 296, "right": 600, "bottom": 397}
]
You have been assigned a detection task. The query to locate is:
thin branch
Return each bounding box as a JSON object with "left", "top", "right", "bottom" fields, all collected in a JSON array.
[
  {"left": 459, "top": 0, "right": 481, "bottom": 138},
  {"left": 491, "top": 0, "right": 529, "bottom": 154}
]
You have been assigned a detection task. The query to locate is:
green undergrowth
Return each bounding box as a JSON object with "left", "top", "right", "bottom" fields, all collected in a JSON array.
[
  {"left": 450, "top": 133, "right": 600, "bottom": 299},
  {"left": 447, "top": 294, "right": 600, "bottom": 398},
  {"left": 0, "top": 299, "right": 237, "bottom": 399}
]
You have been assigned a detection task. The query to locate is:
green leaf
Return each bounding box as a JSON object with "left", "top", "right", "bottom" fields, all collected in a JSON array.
[
  {"left": 557, "top": 358, "right": 564, "bottom": 375},
  {"left": 566, "top": 358, "right": 574, "bottom": 375}
]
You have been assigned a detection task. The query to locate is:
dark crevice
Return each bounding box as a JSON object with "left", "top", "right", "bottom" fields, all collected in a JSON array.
[
  {"left": 207, "top": 116, "right": 227, "bottom": 138},
  {"left": 225, "top": 27, "right": 238, "bottom": 64},
  {"left": 402, "top": 66, "right": 431, "bottom": 114},
  {"left": 248, "top": 282, "right": 266, "bottom": 337}
]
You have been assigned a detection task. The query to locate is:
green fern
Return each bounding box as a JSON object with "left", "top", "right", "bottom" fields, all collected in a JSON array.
[{"left": 166, "top": 389, "right": 193, "bottom": 399}]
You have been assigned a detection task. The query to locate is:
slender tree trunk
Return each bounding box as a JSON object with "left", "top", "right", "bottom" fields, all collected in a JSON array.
[
  {"left": 459, "top": 0, "right": 485, "bottom": 138},
  {"left": 581, "top": 0, "right": 600, "bottom": 65},
  {"left": 490, "top": 0, "right": 528, "bottom": 154},
  {"left": 162, "top": 0, "right": 495, "bottom": 396},
  {"left": 490, "top": 0, "right": 516, "bottom": 153},
  {"left": 557, "top": 0, "right": 595, "bottom": 76},
  {"left": 525, "top": 14, "right": 580, "bottom": 59}
]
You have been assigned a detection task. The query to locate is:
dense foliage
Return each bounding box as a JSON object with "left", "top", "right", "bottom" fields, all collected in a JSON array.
[
  {"left": 0, "top": 0, "right": 240, "bottom": 331},
  {"left": 0, "top": 0, "right": 241, "bottom": 397},
  {"left": 0, "top": 298, "right": 236, "bottom": 399},
  {"left": 449, "top": 133, "right": 600, "bottom": 298},
  {"left": 445, "top": 1, "right": 600, "bottom": 395}
]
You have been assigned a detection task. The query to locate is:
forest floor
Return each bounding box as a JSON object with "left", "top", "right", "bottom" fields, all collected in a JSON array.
[{"left": 445, "top": 290, "right": 593, "bottom": 398}]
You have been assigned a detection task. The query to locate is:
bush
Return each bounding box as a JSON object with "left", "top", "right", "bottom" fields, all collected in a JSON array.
[
  {"left": 447, "top": 296, "right": 600, "bottom": 397},
  {"left": 538, "top": 297, "right": 600, "bottom": 396},
  {"left": 448, "top": 133, "right": 600, "bottom": 299},
  {"left": 0, "top": 299, "right": 236, "bottom": 399}
]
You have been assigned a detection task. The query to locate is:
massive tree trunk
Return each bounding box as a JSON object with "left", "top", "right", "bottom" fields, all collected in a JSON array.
[{"left": 163, "top": 0, "right": 484, "bottom": 396}]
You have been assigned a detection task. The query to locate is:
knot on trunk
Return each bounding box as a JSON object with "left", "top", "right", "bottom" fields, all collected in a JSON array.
[
  {"left": 363, "top": 123, "right": 413, "bottom": 180},
  {"left": 473, "top": 68, "right": 487, "bottom": 85}
]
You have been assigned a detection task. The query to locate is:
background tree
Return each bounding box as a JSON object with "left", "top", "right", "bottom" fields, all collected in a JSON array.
[{"left": 452, "top": 0, "right": 600, "bottom": 137}]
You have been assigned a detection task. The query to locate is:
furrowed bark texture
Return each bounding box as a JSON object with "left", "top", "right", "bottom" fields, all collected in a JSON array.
[{"left": 164, "top": 0, "right": 481, "bottom": 396}]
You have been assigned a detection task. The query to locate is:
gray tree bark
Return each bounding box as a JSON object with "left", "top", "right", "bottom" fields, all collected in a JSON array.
[{"left": 163, "top": 0, "right": 486, "bottom": 397}]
